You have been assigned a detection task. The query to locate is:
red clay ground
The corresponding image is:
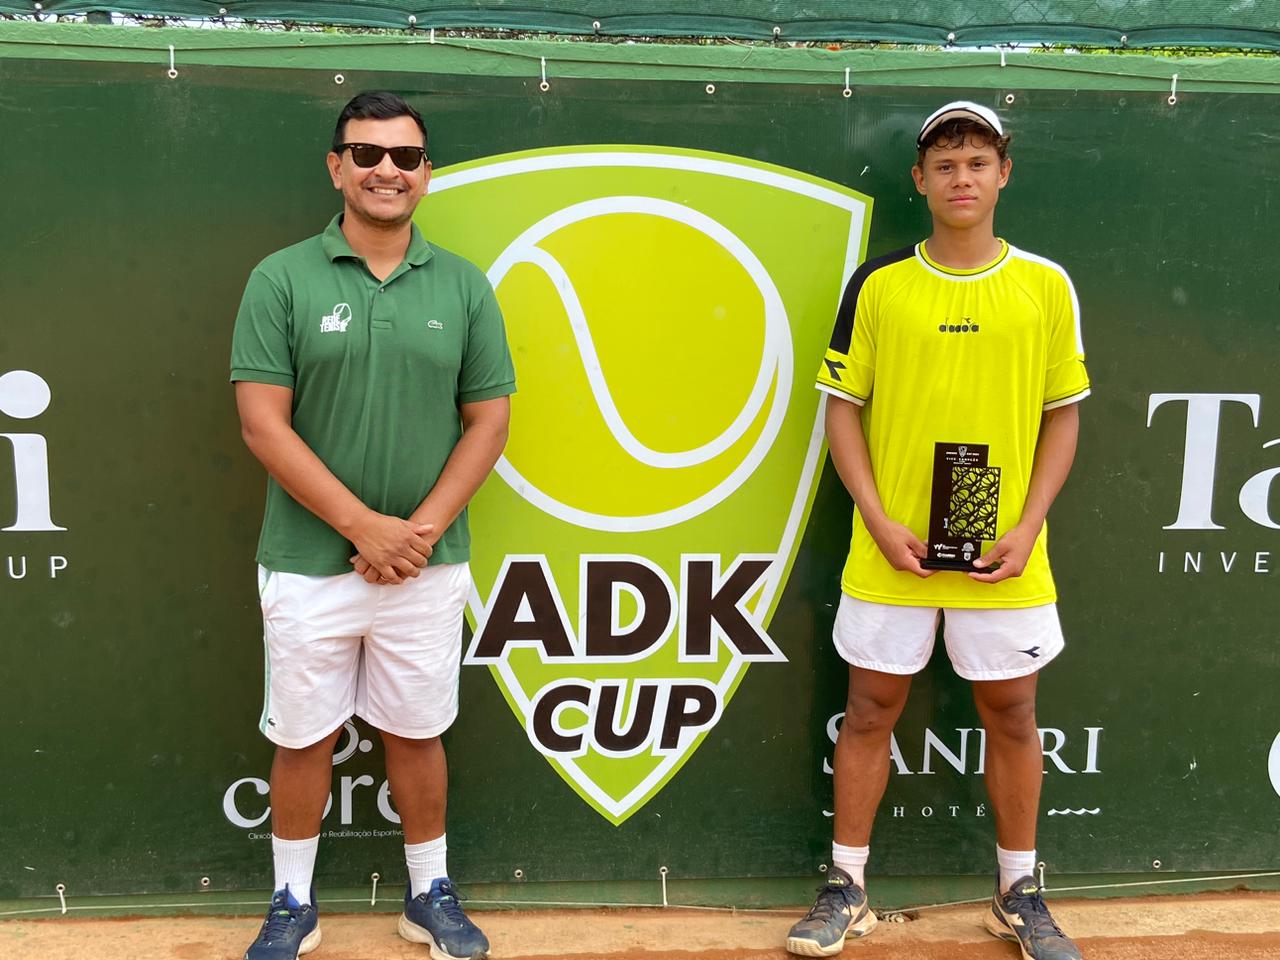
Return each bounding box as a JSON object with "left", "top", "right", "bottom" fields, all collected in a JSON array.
[{"left": 4, "top": 891, "right": 1279, "bottom": 959}]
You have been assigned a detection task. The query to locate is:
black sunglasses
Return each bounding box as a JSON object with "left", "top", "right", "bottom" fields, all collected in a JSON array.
[{"left": 337, "top": 143, "right": 428, "bottom": 171}]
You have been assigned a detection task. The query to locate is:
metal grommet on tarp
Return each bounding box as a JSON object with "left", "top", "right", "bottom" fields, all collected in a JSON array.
[
  {"left": 334, "top": 73, "right": 345, "bottom": 85},
  {"left": 705, "top": 83, "right": 716, "bottom": 95}
]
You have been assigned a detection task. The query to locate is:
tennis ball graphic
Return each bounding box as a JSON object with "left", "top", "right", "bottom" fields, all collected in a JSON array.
[{"left": 491, "top": 197, "right": 792, "bottom": 530}]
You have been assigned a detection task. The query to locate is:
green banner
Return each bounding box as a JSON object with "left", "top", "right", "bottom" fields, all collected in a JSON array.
[{"left": 0, "top": 42, "right": 1278, "bottom": 901}]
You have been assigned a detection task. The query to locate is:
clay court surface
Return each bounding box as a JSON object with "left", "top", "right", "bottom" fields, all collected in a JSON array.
[{"left": 4, "top": 891, "right": 1279, "bottom": 959}]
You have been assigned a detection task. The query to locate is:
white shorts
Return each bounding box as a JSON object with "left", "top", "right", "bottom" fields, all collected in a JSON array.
[
  {"left": 832, "top": 593, "right": 1064, "bottom": 681},
  {"left": 257, "top": 562, "right": 471, "bottom": 748}
]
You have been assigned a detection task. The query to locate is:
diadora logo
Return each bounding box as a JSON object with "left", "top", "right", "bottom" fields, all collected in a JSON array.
[
  {"left": 937, "top": 317, "right": 980, "bottom": 333},
  {"left": 320, "top": 302, "right": 353, "bottom": 333},
  {"left": 422, "top": 145, "right": 872, "bottom": 824},
  {"left": 1, "top": 370, "right": 65, "bottom": 533}
]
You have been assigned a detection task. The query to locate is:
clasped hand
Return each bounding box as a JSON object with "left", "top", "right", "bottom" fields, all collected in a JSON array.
[{"left": 347, "top": 512, "right": 435, "bottom": 585}]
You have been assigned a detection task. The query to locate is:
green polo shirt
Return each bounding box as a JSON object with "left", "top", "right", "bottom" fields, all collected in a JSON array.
[{"left": 230, "top": 214, "right": 515, "bottom": 575}]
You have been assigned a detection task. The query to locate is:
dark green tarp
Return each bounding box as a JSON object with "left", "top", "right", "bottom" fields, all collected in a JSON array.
[
  {"left": 5, "top": 1, "right": 1280, "bottom": 50},
  {"left": 2, "top": 21, "right": 1279, "bottom": 903}
]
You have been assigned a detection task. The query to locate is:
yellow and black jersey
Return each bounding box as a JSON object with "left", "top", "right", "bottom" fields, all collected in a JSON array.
[{"left": 816, "top": 239, "right": 1091, "bottom": 608}]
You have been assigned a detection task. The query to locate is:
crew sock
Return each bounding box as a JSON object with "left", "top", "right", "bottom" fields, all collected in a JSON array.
[
  {"left": 831, "top": 842, "right": 870, "bottom": 890},
  {"left": 996, "top": 845, "right": 1038, "bottom": 895},
  {"left": 272, "top": 834, "right": 320, "bottom": 906},
  {"left": 406, "top": 835, "right": 449, "bottom": 898}
]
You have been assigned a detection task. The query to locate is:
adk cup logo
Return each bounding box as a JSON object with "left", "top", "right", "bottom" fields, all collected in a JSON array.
[{"left": 419, "top": 147, "right": 871, "bottom": 823}]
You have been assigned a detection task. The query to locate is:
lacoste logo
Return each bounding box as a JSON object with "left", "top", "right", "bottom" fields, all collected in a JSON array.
[
  {"left": 320, "top": 303, "right": 353, "bottom": 333},
  {"left": 427, "top": 319, "right": 444, "bottom": 330},
  {"left": 1018, "top": 646, "right": 1042, "bottom": 659}
]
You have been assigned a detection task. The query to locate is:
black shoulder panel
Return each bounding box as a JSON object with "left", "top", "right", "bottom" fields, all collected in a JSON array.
[{"left": 827, "top": 245, "right": 915, "bottom": 354}]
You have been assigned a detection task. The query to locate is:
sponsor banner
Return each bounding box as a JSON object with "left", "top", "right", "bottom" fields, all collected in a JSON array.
[
  {"left": 2, "top": 60, "right": 1277, "bottom": 896},
  {"left": 421, "top": 146, "right": 871, "bottom": 823}
]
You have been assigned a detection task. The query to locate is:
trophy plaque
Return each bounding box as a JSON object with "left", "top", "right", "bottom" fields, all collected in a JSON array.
[{"left": 921, "top": 442, "right": 1001, "bottom": 571}]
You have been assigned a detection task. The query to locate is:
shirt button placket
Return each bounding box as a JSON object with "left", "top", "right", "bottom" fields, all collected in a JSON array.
[{"left": 371, "top": 281, "right": 383, "bottom": 329}]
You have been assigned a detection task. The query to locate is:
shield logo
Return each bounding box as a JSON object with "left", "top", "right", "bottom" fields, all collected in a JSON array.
[{"left": 418, "top": 146, "right": 871, "bottom": 824}]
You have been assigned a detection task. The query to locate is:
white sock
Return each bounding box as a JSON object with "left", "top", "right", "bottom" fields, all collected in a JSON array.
[
  {"left": 996, "top": 845, "right": 1037, "bottom": 894},
  {"left": 831, "top": 842, "right": 870, "bottom": 889},
  {"left": 406, "top": 835, "right": 448, "bottom": 897},
  {"left": 272, "top": 834, "right": 319, "bottom": 905}
]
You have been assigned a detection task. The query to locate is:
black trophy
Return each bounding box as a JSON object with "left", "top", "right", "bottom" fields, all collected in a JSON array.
[{"left": 921, "top": 442, "right": 1001, "bottom": 571}]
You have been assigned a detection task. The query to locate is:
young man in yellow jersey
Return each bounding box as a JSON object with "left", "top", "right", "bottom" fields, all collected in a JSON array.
[{"left": 787, "top": 102, "right": 1090, "bottom": 960}]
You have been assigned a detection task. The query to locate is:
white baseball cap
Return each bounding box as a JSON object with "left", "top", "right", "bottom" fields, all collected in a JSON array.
[{"left": 917, "top": 101, "right": 1005, "bottom": 148}]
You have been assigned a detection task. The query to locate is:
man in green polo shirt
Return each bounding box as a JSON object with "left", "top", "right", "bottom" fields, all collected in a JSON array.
[{"left": 230, "top": 92, "right": 513, "bottom": 960}]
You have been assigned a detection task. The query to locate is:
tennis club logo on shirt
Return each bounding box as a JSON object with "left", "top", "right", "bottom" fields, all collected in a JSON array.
[
  {"left": 320, "top": 302, "right": 353, "bottom": 333},
  {"left": 422, "top": 146, "right": 872, "bottom": 824}
]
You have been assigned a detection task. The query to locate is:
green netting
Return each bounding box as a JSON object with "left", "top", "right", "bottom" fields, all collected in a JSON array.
[{"left": 4, "top": 1, "right": 1280, "bottom": 50}]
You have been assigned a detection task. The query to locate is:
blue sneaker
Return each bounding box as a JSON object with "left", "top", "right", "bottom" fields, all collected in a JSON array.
[
  {"left": 244, "top": 886, "right": 320, "bottom": 960},
  {"left": 398, "top": 878, "right": 490, "bottom": 960},
  {"left": 785, "top": 866, "right": 877, "bottom": 956},
  {"left": 985, "top": 875, "right": 1082, "bottom": 960}
]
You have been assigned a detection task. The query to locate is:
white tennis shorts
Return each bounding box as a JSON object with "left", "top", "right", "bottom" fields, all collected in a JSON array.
[
  {"left": 832, "top": 593, "right": 1064, "bottom": 681},
  {"left": 257, "top": 562, "right": 471, "bottom": 748}
]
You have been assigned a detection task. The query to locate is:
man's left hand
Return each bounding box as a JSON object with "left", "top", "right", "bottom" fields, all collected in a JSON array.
[
  {"left": 351, "top": 551, "right": 426, "bottom": 584},
  {"left": 968, "top": 523, "right": 1038, "bottom": 583}
]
